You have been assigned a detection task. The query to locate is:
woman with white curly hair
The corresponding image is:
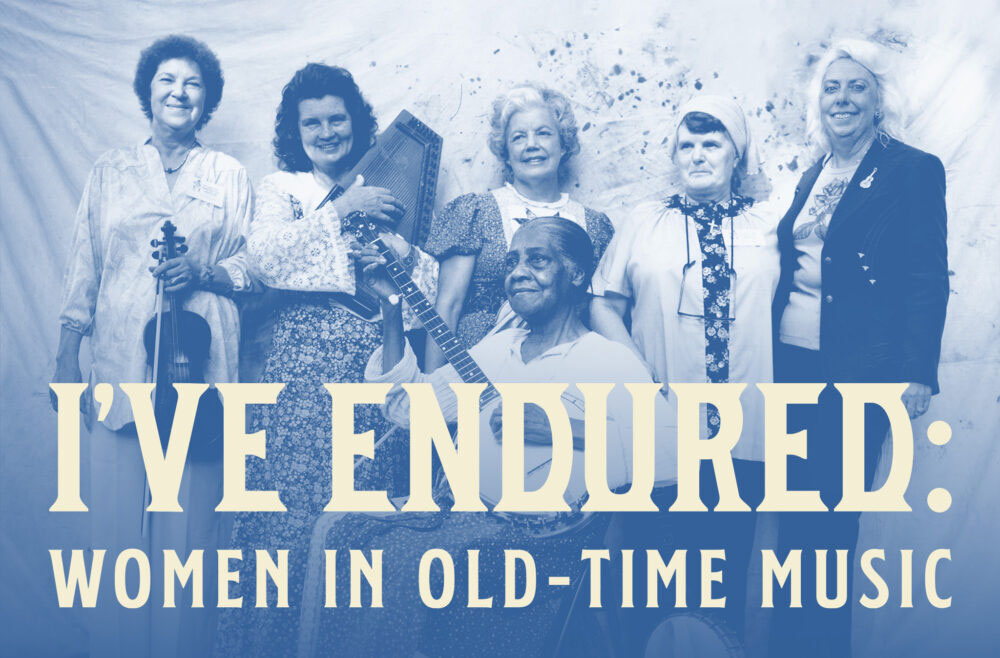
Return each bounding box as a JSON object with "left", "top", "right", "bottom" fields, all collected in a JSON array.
[
  {"left": 422, "top": 83, "right": 615, "bottom": 369},
  {"left": 770, "top": 38, "right": 949, "bottom": 657}
]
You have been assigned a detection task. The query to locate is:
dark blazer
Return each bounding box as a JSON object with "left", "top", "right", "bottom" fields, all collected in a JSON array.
[{"left": 772, "top": 138, "right": 948, "bottom": 393}]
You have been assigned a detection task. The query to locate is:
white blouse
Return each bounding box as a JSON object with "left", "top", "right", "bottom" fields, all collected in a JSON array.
[
  {"left": 592, "top": 199, "right": 780, "bottom": 462},
  {"left": 59, "top": 141, "right": 253, "bottom": 430}
]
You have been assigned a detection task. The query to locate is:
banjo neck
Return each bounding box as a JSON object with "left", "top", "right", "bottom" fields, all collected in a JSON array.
[{"left": 356, "top": 217, "right": 500, "bottom": 407}]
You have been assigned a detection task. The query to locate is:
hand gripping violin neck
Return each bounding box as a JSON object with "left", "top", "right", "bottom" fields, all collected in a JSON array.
[{"left": 143, "top": 220, "right": 223, "bottom": 461}]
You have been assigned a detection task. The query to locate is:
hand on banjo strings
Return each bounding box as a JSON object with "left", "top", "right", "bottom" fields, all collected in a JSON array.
[
  {"left": 150, "top": 254, "right": 199, "bottom": 292},
  {"left": 335, "top": 174, "right": 405, "bottom": 226},
  {"left": 489, "top": 403, "right": 553, "bottom": 445}
]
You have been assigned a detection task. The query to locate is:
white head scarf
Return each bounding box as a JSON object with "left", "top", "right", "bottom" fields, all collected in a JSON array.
[{"left": 673, "top": 95, "right": 761, "bottom": 177}]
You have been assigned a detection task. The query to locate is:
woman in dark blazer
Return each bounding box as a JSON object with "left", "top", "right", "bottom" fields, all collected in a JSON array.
[{"left": 769, "top": 39, "right": 948, "bottom": 657}]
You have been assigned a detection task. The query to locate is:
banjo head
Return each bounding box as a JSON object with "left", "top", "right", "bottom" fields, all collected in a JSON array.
[{"left": 644, "top": 612, "right": 744, "bottom": 658}]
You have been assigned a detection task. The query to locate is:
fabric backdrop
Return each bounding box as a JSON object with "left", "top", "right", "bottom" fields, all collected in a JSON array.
[{"left": 2, "top": 0, "right": 998, "bottom": 655}]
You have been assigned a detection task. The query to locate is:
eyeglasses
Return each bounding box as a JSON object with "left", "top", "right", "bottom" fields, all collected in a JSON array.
[{"left": 676, "top": 211, "right": 737, "bottom": 322}]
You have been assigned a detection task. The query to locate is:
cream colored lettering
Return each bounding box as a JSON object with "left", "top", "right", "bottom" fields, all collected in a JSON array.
[
  {"left": 255, "top": 550, "right": 289, "bottom": 608},
  {"left": 494, "top": 384, "right": 574, "bottom": 512},
  {"left": 401, "top": 383, "right": 488, "bottom": 512},
  {"left": 120, "top": 383, "right": 208, "bottom": 512},
  {"left": 581, "top": 549, "right": 610, "bottom": 607},
  {"left": 859, "top": 549, "right": 889, "bottom": 609},
  {"left": 215, "top": 383, "right": 286, "bottom": 512},
  {"left": 581, "top": 383, "right": 659, "bottom": 512},
  {"left": 816, "top": 549, "right": 849, "bottom": 608},
  {"left": 647, "top": 549, "right": 686, "bottom": 608},
  {"left": 50, "top": 549, "right": 104, "bottom": 608},
  {"left": 834, "top": 384, "right": 913, "bottom": 512},
  {"left": 324, "top": 384, "right": 395, "bottom": 512},
  {"left": 218, "top": 550, "right": 242, "bottom": 608},
  {"left": 761, "top": 549, "right": 802, "bottom": 608},
  {"left": 926, "top": 549, "right": 951, "bottom": 608},
  {"left": 504, "top": 550, "right": 536, "bottom": 608},
  {"left": 114, "top": 548, "right": 151, "bottom": 608},
  {"left": 757, "top": 383, "right": 828, "bottom": 512},
  {"left": 701, "top": 549, "right": 726, "bottom": 607},
  {"left": 669, "top": 383, "right": 748, "bottom": 511},
  {"left": 418, "top": 549, "right": 454, "bottom": 609},
  {"left": 350, "top": 549, "right": 383, "bottom": 608},
  {"left": 163, "top": 549, "right": 203, "bottom": 608}
]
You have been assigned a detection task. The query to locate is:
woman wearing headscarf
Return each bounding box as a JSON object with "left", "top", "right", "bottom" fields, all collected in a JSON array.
[
  {"left": 769, "top": 39, "right": 948, "bottom": 657},
  {"left": 590, "top": 95, "right": 779, "bottom": 648},
  {"left": 51, "top": 35, "right": 253, "bottom": 658}
]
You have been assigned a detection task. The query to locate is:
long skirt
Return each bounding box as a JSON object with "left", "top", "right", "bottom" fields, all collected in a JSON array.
[{"left": 215, "top": 299, "right": 396, "bottom": 657}]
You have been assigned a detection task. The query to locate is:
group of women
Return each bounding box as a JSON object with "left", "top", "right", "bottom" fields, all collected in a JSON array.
[{"left": 53, "top": 33, "right": 948, "bottom": 658}]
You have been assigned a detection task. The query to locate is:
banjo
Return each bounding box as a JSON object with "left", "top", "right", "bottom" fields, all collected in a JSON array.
[{"left": 341, "top": 212, "right": 592, "bottom": 509}]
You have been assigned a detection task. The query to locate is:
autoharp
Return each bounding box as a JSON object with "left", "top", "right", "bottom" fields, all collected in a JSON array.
[{"left": 317, "top": 110, "right": 442, "bottom": 319}]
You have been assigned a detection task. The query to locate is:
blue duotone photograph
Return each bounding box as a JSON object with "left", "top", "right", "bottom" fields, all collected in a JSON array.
[{"left": 2, "top": 0, "right": 998, "bottom": 656}]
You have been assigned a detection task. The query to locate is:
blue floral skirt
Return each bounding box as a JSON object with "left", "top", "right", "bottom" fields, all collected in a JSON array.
[{"left": 216, "top": 298, "right": 399, "bottom": 656}]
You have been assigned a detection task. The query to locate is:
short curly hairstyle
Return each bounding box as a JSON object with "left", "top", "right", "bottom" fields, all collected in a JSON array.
[
  {"left": 133, "top": 35, "right": 224, "bottom": 131},
  {"left": 488, "top": 83, "right": 581, "bottom": 183},
  {"left": 273, "top": 63, "right": 377, "bottom": 173}
]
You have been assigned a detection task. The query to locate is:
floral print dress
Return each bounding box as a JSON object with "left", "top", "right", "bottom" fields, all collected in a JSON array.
[
  {"left": 423, "top": 188, "right": 615, "bottom": 348},
  {"left": 216, "top": 171, "right": 434, "bottom": 656}
]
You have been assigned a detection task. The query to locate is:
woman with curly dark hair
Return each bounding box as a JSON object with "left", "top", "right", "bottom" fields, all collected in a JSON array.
[
  {"left": 216, "top": 63, "right": 436, "bottom": 656},
  {"left": 52, "top": 34, "right": 252, "bottom": 658}
]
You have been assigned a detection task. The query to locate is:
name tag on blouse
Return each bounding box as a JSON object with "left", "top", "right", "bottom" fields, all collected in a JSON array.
[
  {"left": 188, "top": 178, "right": 224, "bottom": 207},
  {"left": 733, "top": 229, "right": 767, "bottom": 247}
]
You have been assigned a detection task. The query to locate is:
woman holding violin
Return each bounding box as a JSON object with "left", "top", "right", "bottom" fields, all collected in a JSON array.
[{"left": 51, "top": 35, "right": 252, "bottom": 658}]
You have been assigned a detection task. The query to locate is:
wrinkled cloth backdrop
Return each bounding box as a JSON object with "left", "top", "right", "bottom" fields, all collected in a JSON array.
[{"left": 2, "top": 0, "right": 998, "bottom": 655}]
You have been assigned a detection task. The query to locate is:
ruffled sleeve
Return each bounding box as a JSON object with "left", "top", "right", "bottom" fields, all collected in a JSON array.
[
  {"left": 247, "top": 174, "right": 355, "bottom": 293},
  {"left": 584, "top": 207, "right": 616, "bottom": 261},
  {"left": 421, "top": 192, "right": 487, "bottom": 259}
]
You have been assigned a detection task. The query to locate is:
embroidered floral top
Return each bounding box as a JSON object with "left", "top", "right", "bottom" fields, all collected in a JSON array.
[
  {"left": 247, "top": 170, "right": 438, "bottom": 322},
  {"left": 58, "top": 141, "right": 254, "bottom": 430}
]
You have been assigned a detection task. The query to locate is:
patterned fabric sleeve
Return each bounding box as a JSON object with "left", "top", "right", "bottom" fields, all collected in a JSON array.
[
  {"left": 247, "top": 175, "right": 355, "bottom": 293},
  {"left": 421, "top": 192, "right": 486, "bottom": 259},
  {"left": 584, "top": 207, "right": 616, "bottom": 261}
]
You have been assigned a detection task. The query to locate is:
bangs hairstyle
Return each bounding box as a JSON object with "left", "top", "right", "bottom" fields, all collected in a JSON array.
[
  {"left": 272, "top": 63, "right": 377, "bottom": 173},
  {"left": 674, "top": 111, "right": 741, "bottom": 191},
  {"left": 806, "top": 38, "right": 906, "bottom": 154},
  {"left": 523, "top": 216, "right": 596, "bottom": 300},
  {"left": 133, "top": 35, "right": 224, "bottom": 130},
  {"left": 488, "top": 84, "right": 581, "bottom": 183}
]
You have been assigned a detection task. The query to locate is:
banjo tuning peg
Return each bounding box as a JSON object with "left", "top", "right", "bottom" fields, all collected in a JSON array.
[
  {"left": 152, "top": 251, "right": 160, "bottom": 260},
  {"left": 178, "top": 244, "right": 189, "bottom": 254}
]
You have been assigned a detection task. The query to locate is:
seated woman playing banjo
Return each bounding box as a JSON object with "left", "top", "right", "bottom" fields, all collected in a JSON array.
[{"left": 300, "top": 217, "right": 677, "bottom": 657}]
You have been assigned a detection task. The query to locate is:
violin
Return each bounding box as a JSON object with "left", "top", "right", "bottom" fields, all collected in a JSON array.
[{"left": 143, "top": 220, "right": 222, "bottom": 461}]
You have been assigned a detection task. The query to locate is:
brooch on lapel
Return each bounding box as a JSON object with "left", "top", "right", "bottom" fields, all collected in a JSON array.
[{"left": 859, "top": 167, "right": 877, "bottom": 189}]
